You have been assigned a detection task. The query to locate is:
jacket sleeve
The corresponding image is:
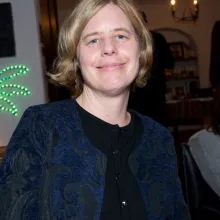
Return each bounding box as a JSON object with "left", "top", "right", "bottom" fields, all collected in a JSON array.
[{"left": 0, "top": 107, "right": 46, "bottom": 220}]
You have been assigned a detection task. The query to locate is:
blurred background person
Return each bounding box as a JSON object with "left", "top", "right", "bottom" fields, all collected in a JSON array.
[
  {"left": 189, "top": 80, "right": 220, "bottom": 198},
  {"left": 129, "top": 11, "right": 174, "bottom": 126}
]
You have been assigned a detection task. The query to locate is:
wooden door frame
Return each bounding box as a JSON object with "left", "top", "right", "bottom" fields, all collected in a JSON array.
[{"left": 39, "top": 0, "right": 69, "bottom": 101}]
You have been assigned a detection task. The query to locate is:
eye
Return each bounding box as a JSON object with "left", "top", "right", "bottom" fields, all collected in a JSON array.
[
  {"left": 116, "top": 35, "right": 127, "bottom": 40},
  {"left": 89, "top": 39, "right": 99, "bottom": 44}
]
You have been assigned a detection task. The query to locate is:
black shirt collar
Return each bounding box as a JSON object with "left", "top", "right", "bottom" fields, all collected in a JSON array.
[{"left": 75, "top": 101, "right": 135, "bottom": 153}]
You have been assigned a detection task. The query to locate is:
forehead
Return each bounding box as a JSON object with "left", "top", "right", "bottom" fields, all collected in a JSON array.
[{"left": 82, "top": 4, "right": 134, "bottom": 34}]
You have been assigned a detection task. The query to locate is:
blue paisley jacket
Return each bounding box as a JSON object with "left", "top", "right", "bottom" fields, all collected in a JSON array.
[{"left": 0, "top": 99, "right": 190, "bottom": 220}]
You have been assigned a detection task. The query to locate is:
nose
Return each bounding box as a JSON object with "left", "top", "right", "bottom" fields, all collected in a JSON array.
[{"left": 101, "top": 38, "right": 117, "bottom": 56}]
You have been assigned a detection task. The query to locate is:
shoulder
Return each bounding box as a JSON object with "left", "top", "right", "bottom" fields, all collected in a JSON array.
[
  {"left": 132, "top": 110, "right": 173, "bottom": 144},
  {"left": 26, "top": 99, "right": 75, "bottom": 114},
  {"left": 189, "top": 129, "right": 216, "bottom": 144},
  {"left": 189, "top": 129, "right": 220, "bottom": 151},
  {"left": 23, "top": 99, "right": 76, "bottom": 121},
  {"left": 143, "top": 114, "right": 172, "bottom": 139},
  {"left": 16, "top": 99, "right": 77, "bottom": 134},
  {"left": 8, "top": 99, "right": 77, "bottom": 149},
  {"left": 190, "top": 128, "right": 209, "bottom": 138}
]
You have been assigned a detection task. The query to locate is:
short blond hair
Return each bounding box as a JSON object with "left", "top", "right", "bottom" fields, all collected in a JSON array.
[{"left": 49, "top": 0, "right": 152, "bottom": 95}]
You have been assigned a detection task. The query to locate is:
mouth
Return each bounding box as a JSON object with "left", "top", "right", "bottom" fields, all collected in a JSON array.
[{"left": 96, "top": 63, "right": 125, "bottom": 70}]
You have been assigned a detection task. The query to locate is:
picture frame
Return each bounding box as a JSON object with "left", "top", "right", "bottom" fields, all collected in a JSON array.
[
  {"left": 174, "top": 86, "right": 187, "bottom": 99},
  {"left": 168, "top": 42, "right": 185, "bottom": 59}
]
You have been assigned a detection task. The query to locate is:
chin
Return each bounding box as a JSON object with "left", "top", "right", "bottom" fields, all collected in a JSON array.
[{"left": 99, "top": 84, "right": 130, "bottom": 97}]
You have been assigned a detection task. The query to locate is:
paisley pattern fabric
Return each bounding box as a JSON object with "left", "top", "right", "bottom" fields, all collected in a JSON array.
[{"left": 0, "top": 99, "right": 190, "bottom": 220}]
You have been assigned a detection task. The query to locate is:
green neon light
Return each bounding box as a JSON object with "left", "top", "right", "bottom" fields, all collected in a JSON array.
[{"left": 0, "top": 65, "right": 31, "bottom": 116}]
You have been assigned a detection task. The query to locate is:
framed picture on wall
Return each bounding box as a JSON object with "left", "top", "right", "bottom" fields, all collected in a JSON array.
[
  {"left": 0, "top": 3, "right": 16, "bottom": 58},
  {"left": 174, "top": 85, "right": 187, "bottom": 99},
  {"left": 168, "top": 42, "right": 185, "bottom": 59}
]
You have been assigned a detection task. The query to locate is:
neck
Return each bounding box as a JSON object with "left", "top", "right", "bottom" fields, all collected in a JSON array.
[{"left": 76, "top": 87, "right": 130, "bottom": 127}]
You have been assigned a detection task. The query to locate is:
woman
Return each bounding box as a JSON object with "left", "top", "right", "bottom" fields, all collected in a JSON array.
[
  {"left": 0, "top": 0, "right": 190, "bottom": 219},
  {"left": 189, "top": 81, "right": 220, "bottom": 198}
]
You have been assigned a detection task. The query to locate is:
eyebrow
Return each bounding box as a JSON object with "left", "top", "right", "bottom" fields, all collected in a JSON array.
[{"left": 82, "top": 28, "right": 133, "bottom": 41}]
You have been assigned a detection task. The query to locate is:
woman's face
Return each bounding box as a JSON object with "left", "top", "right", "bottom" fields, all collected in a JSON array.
[{"left": 78, "top": 3, "right": 140, "bottom": 96}]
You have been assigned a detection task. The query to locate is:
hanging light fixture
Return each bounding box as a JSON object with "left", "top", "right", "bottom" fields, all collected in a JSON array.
[{"left": 170, "top": 0, "right": 199, "bottom": 22}]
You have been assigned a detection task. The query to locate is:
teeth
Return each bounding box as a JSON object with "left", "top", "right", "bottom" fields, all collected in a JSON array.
[
  {"left": 104, "top": 64, "right": 117, "bottom": 68},
  {"left": 97, "top": 63, "right": 122, "bottom": 68}
]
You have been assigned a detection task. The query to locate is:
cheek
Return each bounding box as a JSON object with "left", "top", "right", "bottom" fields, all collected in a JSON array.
[
  {"left": 130, "top": 42, "right": 140, "bottom": 74},
  {"left": 133, "top": 43, "right": 140, "bottom": 69},
  {"left": 119, "top": 41, "right": 140, "bottom": 59},
  {"left": 128, "top": 43, "right": 140, "bottom": 69},
  {"left": 78, "top": 46, "right": 98, "bottom": 68}
]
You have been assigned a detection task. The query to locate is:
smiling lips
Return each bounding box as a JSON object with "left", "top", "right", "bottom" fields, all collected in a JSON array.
[{"left": 97, "top": 63, "right": 125, "bottom": 70}]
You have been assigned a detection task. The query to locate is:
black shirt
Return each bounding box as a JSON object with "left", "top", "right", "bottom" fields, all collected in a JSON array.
[{"left": 76, "top": 102, "right": 149, "bottom": 220}]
